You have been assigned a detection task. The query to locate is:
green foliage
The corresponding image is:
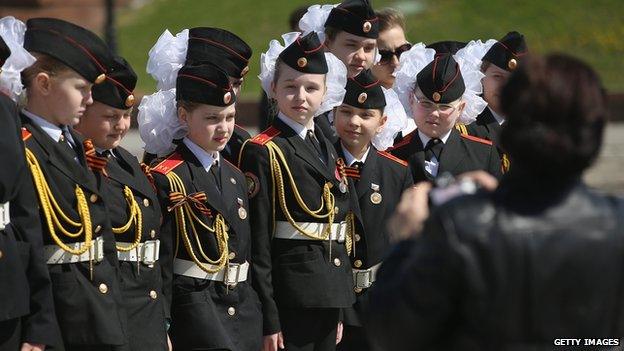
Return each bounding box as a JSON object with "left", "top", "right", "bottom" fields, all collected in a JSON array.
[{"left": 118, "top": 0, "right": 624, "bottom": 99}]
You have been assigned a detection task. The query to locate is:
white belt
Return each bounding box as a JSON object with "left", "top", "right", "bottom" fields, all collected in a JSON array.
[
  {"left": 117, "top": 240, "right": 160, "bottom": 265},
  {"left": 274, "top": 221, "right": 347, "bottom": 242},
  {"left": 352, "top": 262, "right": 382, "bottom": 289},
  {"left": 0, "top": 202, "right": 10, "bottom": 230},
  {"left": 173, "top": 258, "right": 249, "bottom": 286},
  {"left": 44, "top": 236, "right": 105, "bottom": 264}
]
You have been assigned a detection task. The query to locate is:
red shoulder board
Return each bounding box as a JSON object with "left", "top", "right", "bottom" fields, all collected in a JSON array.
[
  {"left": 377, "top": 151, "right": 408, "bottom": 167},
  {"left": 460, "top": 133, "right": 493, "bottom": 146},
  {"left": 250, "top": 126, "right": 281, "bottom": 145},
  {"left": 21, "top": 127, "right": 32, "bottom": 141},
  {"left": 151, "top": 152, "right": 184, "bottom": 175},
  {"left": 388, "top": 130, "right": 415, "bottom": 151}
]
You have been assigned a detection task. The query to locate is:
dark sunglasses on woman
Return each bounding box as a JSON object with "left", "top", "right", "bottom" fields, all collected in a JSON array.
[{"left": 379, "top": 43, "right": 412, "bottom": 64}]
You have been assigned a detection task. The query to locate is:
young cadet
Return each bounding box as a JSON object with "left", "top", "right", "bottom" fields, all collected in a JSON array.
[
  {"left": 141, "top": 27, "right": 253, "bottom": 166},
  {"left": 389, "top": 53, "right": 502, "bottom": 182},
  {"left": 73, "top": 56, "right": 169, "bottom": 351},
  {"left": 145, "top": 63, "right": 262, "bottom": 351},
  {"left": 20, "top": 18, "right": 128, "bottom": 350},
  {"left": 239, "top": 32, "right": 354, "bottom": 351},
  {"left": 184, "top": 27, "right": 253, "bottom": 165},
  {"left": 0, "top": 28, "right": 59, "bottom": 351},
  {"left": 465, "top": 31, "right": 528, "bottom": 172},
  {"left": 299, "top": 0, "right": 379, "bottom": 142},
  {"left": 331, "top": 69, "right": 413, "bottom": 351}
]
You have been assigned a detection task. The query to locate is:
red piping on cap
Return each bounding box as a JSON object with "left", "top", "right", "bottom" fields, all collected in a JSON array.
[
  {"left": 188, "top": 36, "right": 249, "bottom": 63},
  {"left": 431, "top": 54, "right": 461, "bottom": 95},
  {"left": 104, "top": 75, "right": 133, "bottom": 96},
  {"left": 497, "top": 41, "right": 528, "bottom": 58},
  {"left": 178, "top": 73, "right": 232, "bottom": 92},
  {"left": 349, "top": 76, "right": 380, "bottom": 89},
  {"left": 295, "top": 34, "right": 325, "bottom": 54},
  {"left": 29, "top": 27, "right": 107, "bottom": 76}
]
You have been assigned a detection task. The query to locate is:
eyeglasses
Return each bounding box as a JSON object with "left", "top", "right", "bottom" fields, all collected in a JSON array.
[
  {"left": 378, "top": 43, "right": 412, "bottom": 64},
  {"left": 414, "top": 95, "right": 458, "bottom": 115}
]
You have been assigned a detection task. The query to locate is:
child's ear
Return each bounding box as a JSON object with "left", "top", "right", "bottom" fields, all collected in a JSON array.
[
  {"left": 178, "top": 106, "right": 188, "bottom": 124},
  {"left": 34, "top": 72, "right": 52, "bottom": 96},
  {"left": 270, "top": 81, "right": 276, "bottom": 99},
  {"left": 377, "top": 114, "right": 388, "bottom": 134}
]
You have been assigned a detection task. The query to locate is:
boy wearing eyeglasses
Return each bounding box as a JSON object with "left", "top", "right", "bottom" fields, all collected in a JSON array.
[
  {"left": 371, "top": 8, "right": 411, "bottom": 89},
  {"left": 389, "top": 54, "right": 502, "bottom": 182}
]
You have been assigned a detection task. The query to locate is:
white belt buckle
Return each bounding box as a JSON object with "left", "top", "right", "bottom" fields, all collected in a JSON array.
[
  {"left": 92, "top": 236, "right": 105, "bottom": 263},
  {"left": 142, "top": 240, "right": 160, "bottom": 265},
  {"left": 0, "top": 202, "right": 10, "bottom": 230},
  {"left": 354, "top": 269, "right": 373, "bottom": 289},
  {"left": 336, "top": 222, "right": 346, "bottom": 243},
  {"left": 224, "top": 262, "right": 241, "bottom": 287}
]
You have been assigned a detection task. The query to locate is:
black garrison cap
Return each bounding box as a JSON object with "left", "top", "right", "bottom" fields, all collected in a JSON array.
[
  {"left": 483, "top": 31, "right": 528, "bottom": 71},
  {"left": 343, "top": 69, "right": 386, "bottom": 109},
  {"left": 417, "top": 54, "right": 465, "bottom": 104},
  {"left": 24, "top": 18, "right": 112, "bottom": 84},
  {"left": 325, "top": 0, "right": 379, "bottom": 39},
  {"left": 93, "top": 55, "right": 137, "bottom": 109},
  {"left": 176, "top": 63, "right": 236, "bottom": 107},
  {"left": 186, "top": 27, "right": 252, "bottom": 79},
  {"left": 278, "top": 32, "right": 328, "bottom": 74}
]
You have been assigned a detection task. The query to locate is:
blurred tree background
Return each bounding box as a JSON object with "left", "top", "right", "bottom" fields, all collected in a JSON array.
[{"left": 117, "top": 0, "right": 624, "bottom": 100}]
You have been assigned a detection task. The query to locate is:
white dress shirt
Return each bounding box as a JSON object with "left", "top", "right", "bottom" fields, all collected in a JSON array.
[
  {"left": 183, "top": 137, "right": 220, "bottom": 173},
  {"left": 418, "top": 129, "right": 452, "bottom": 177}
]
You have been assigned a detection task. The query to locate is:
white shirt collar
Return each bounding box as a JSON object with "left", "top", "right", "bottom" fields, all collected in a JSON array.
[
  {"left": 341, "top": 143, "right": 371, "bottom": 166},
  {"left": 417, "top": 129, "right": 452, "bottom": 147},
  {"left": 277, "top": 112, "right": 313, "bottom": 140},
  {"left": 183, "top": 137, "right": 219, "bottom": 172},
  {"left": 96, "top": 147, "right": 116, "bottom": 158},
  {"left": 488, "top": 107, "right": 505, "bottom": 125},
  {"left": 22, "top": 109, "right": 64, "bottom": 142}
]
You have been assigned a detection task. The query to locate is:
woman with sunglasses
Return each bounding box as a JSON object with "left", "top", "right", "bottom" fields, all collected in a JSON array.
[
  {"left": 371, "top": 8, "right": 411, "bottom": 89},
  {"left": 388, "top": 43, "right": 502, "bottom": 183}
]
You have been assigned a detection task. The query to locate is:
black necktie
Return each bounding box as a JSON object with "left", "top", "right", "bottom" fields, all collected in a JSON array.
[
  {"left": 424, "top": 138, "right": 444, "bottom": 162},
  {"left": 209, "top": 160, "right": 221, "bottom": 192},
  {"left": 58, "top": 128, "right": 78, "bottom": 159},
  {"left": 306, "top": 129, "right": 325, "bottom": 163}
]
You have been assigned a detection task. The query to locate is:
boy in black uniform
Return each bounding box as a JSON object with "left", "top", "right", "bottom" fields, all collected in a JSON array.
[
  {"left": 0, "top": 34, "right": 59, "bottom": 351},
  {"left": 20, "top": 18, "right": 128, "bottom": 350},
  {"left": 74, "top": 56, "right": 169, "bottom": 351},
  {"left": 332, "top": 69, "right": 413, "bottom": 351},
  {"left": 389, "top": 54, "right": 502, "bottom": 182},
  {"left": 239, "top": 32, "right": 355, "bottom": 351},
  {"left": 465, "top": 31, "right": 528, "bottom": 172},
  {"left": 149, "top": 64, "right": 262, "bottom": 351},
  {"left": 302, "top": 0, "right": 380, "bottom": 143}
]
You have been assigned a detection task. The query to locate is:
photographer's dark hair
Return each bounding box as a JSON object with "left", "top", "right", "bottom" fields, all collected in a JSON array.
[{"left": 500, "top": 53, "right": 608, "bottom": 177}]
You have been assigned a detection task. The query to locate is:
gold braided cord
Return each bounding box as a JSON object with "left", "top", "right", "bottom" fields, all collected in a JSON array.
[
  {"left": 265, "top": 141, "right": 336, "bottom": 240},
  {"left": 25, "top": 148, "right": 93, "bottom": 255},
  {"left": 112, "top": 186, "right": 143, "bottom": 252},
  {"left": 166, "top": 171, "right": 229, "bottom": 273},
  {"left": 345, "top": 212, "right": 355, "bottom": 256}
]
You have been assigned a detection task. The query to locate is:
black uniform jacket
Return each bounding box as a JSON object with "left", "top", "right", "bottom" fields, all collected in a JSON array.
[
  {"left": 466, "top": 108, "right": 502, "bottom": 146},
  {"left": 97, "top": 146, "right": 168, "bottom": 351},
  {"left": 366, "top": 173, "right": 624, "bottom": 350},
  {"left": 21, "top": 113, "right": 127, "bottom": 347},
  {"left": 238, "top": 118, "right": 355, "bottom": 335},
  {"left": 389, "top": 128, "right": 502, "bottom": 183},
  {"left": 335, "top": 143, "right": 413, "bottom": 327},
  {"left": 316, "top": 112, "right": 339, "bottom": 144},
  {"left": 152, "top": 143, "right": 262, "bottom": 351},
  {"left": 1, "top": 95, "right": 58, "bottom": 346},
  {"left": 223, "top": 124, "right": 250, "bottom": 166}
]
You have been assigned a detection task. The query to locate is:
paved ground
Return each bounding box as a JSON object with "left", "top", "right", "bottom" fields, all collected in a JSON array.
[{"left": 121, "top": 122, "right": 624, "bottom": 195}]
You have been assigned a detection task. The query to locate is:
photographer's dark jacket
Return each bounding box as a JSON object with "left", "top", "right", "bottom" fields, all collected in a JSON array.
[{"left": 365, "top": 172, "right": 624, "bottom": 350}]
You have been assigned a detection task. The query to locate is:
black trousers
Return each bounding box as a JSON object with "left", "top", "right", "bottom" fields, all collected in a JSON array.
[
  {"left": 336, "top": 325, "right": 371, "bottom": 351},
  {"left": 280, "top": 308, "right": 339, "bottom": 351},
  {"left": 0, "top": 318, "right": 20, "bottom": 351}
]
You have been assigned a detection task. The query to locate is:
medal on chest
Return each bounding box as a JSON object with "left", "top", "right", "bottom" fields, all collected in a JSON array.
[
  {"left": 370, "top": 183, "right": 382, "bottom": 205},
  {"left": 237, "top": 197, "right": 247, "bottom": 220}
]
